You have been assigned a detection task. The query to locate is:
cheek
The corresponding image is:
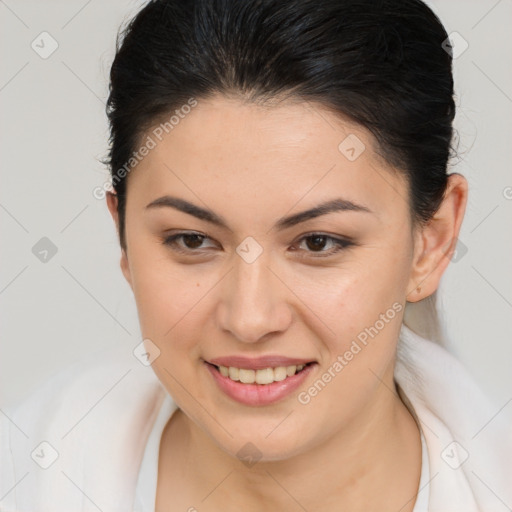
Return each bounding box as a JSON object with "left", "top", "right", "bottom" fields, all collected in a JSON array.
[
  {"left": 291, "top": 248, "right": 409, "bottom": 340},
  {"left": 294, "top": 250, "right": 409, "bottom": 409},
  {"left": 133, "top": 271, "right": 206, "bottom": 348},
  {"left": 132, "top": 269, "right": 209, "bottom": 406},
  {"left": 125, "top": 240, "right": 204, "bottom": 348},
  {"left": 292, "top": 265, "right": 406, "bottom": 430}
]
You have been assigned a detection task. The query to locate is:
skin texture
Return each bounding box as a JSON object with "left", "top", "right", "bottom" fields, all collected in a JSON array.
[{"left": 106, "top": 95, "right": 467, "bottom": 511}]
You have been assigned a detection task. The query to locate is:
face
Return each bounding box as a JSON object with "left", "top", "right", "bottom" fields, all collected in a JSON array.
[{"left": 111, "top": 95, "right": 420, "bottom": 461}]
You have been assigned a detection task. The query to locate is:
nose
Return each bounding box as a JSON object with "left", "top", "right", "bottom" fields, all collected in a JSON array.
[{"left": 217, "top": 252, "right": 293, "bottom": 344}]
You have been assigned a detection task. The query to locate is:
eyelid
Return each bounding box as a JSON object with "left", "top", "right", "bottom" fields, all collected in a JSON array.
[
  {"left": 291, "top": 232, "right": 354, "bottom": 258},
  {"left": 162, "top": 231, "right": 217, "bottom": 251},
  {"left": 162, "top": 230, "right": 354, "bottom": 257}
]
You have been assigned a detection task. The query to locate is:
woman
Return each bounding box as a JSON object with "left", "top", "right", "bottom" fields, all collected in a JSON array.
[{"left": 1, "top": 0, "right": 510, "bottom": 511}]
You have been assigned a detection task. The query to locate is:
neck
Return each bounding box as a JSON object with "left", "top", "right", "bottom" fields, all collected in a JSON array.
[{"left": 159, "top": 367, "right": 422, "bottom": 512}]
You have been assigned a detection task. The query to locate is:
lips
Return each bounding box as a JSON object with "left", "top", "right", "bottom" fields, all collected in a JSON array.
[
  {"left": 207, "top": 355, "right": 315, "bottom": 370},
  {"left": 206, "top": 356, "right": 315, "bottom": 385},
  {"left": 204, "top": 355, "right": 318, "bottom": 406}
]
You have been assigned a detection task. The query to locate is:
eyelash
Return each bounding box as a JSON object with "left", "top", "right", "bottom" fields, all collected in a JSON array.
[{"left": 161, "top": 231, "right": 353, "bottom": 258}]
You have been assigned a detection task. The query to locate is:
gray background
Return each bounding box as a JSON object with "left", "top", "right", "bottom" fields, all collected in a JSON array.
[{"left": 1, "top": 0, "right": 511, "bottom": 411}]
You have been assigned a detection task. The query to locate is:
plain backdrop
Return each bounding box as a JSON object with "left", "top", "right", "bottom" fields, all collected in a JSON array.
[{"left": 1, "top": 0, "right": 511, "bottom": 411}]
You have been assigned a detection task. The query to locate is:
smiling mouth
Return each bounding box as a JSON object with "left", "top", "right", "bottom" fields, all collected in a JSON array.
[{"left": 207, "top": 362, "right": 315, "bottom": 385}]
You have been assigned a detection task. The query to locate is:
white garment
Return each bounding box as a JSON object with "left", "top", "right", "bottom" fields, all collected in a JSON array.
[
  {"left": 1, "top": 325, "right": 511, "bottom": 511},
  {"left": 132, "top": 392, "right": 177, "bottom": 512}
]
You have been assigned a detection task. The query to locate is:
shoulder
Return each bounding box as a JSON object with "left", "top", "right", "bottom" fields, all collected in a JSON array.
[
  {"left": 396, "top": 324, "right": 508, "bottom": 423},
  {"left": 0, "top": 345, "right": 166, "bottom": 511},
  {"left": 396, "top": 325, "right": 512, "bottom": 511},
  {"left": 4, "top": 344, "right": 160, "bottom": 443}
]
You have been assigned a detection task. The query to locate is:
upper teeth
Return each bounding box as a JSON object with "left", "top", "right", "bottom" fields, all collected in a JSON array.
[{"left": 218, "top": 364, "right": 306, "bottom": 384}]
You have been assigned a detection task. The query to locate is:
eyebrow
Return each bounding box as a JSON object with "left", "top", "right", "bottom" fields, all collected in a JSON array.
[{"left": 145, "top": 195, "right": 373, "bottom": 231}]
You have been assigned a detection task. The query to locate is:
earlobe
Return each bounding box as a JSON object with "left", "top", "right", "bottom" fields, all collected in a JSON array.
[
  {"left": 406, "top": 173, "right": 468, "bottom": 302},
  {"left": 120, "top": 250, "right": 133, "bottom": 288}
]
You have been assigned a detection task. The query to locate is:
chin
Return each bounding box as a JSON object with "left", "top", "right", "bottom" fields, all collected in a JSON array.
[{"left": 212, "top": 427, "right": 309, "bottom": 464}]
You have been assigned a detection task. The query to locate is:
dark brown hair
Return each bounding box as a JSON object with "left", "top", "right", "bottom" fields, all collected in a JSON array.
[{"left": 106, "top": 0, "right": 455, "bottom": 250}]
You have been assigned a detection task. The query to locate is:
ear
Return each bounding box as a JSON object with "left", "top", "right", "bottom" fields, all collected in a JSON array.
[
  {"left": 406, "top": 173, "right": 468, "bottom": 302},
  {"left": 106, "top": 191, "right": 132, "bottom": 288}
]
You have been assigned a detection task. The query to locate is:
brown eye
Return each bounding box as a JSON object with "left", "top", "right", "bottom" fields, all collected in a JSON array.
[
  {"left": 180, "top": 234, "right": 205, "bottom": 249},
  {"left": 304, "top": 235, "right": 329, "bottom": 251},
  {"left": 162, "top": 232, "right": 216, "bottom": 252},
  {"left": 293, "top": 233, "right": 353, "bottom": 258}
]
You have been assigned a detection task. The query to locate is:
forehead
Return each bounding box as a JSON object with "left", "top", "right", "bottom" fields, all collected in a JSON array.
[{"left": 127, "top": 95, "right": 409, "bottom": 224}]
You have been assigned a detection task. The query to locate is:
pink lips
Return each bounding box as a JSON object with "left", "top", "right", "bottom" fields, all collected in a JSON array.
[
  {"left": 208, "top": 355, "right": 314, "bottom": 370},
  {"left": 204, "top": 358, "right": 317, "bottom": 406}
]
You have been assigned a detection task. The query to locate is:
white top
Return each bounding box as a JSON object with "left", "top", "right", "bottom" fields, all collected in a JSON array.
[
  {"left": 415, "top": 431, "right": 430, "bottom": 512},
  {"left": 132, "top": 393, "right": 176, "bottom": 512},
  {"left": 131, "top": 392, "right": 431, "bottom": 512},
  {"left": 1, "top": 324, "right": 511, "bottom": 511}
]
